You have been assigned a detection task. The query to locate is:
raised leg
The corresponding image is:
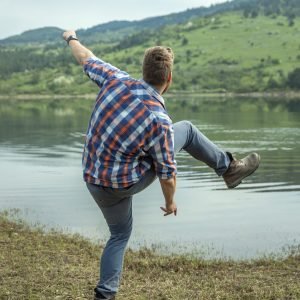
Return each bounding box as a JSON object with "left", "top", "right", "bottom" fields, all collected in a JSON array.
[{"left": 173, "top": 120, "right": 230, "bottom": 176}]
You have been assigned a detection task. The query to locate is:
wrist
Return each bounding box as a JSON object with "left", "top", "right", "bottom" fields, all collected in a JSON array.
[
  {"left": 165, "top": 197, "right": 174, "bottom": 206},
  {"left": 66, "top": 35, "right": 79, "bottom": 45}
]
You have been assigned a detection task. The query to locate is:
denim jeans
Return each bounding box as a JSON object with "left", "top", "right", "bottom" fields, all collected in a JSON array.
[{"left": 86, "top": 120, "right": 230, "bottom": 298}]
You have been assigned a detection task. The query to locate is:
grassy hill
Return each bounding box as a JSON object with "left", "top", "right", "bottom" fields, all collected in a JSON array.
[
  {"left": 107, "top": 12, "right": 300, "bottom": 93},
  {"left": 0, "top": 0, "right": 250, "bottom": 46},
  {"left": 1, "top": 0, "right": 299, "bottom": 46},
  {"left": 0, "top": 11, "right": 299, "bottom": 95}
]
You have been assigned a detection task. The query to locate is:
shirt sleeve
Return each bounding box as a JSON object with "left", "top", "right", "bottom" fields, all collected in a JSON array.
[
  {"left": 83, "top": 57, "right": 128, "bottom": 88},
  {"left": 147, "top": 122, "right": 177, "bottom": 179}
]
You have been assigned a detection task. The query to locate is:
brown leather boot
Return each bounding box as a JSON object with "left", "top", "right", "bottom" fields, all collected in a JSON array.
[{"left": 223, "top": 152, "right": 260, "bottom": 188}]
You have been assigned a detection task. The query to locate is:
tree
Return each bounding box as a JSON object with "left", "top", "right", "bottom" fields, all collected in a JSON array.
[
  {"left": 186, "top": 50, "right": 192, "bottom": 63},
  {"left": 181, "top": 37, "right": 189, "bottom": 46},
  {"left": 251, "top": 10, "right": 259, "bottom": 18},
  {"left": 287, "top": 68, "right": 300, "bottom": 89},
  {"left": 28, "top": 72, "right": 41, "bottom": 85}
]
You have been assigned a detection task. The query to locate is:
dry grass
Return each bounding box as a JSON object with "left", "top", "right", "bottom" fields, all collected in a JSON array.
[{"left": 1, "top": 211, "right": 300, "bottom": 300}]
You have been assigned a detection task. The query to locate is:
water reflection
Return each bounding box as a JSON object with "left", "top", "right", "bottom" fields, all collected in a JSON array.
[
  {"left": 0, "top": 97, "right": 299, "bottom": 258},
  {"left": 0, "top": 97, "right": 299, "bottom": 190}
]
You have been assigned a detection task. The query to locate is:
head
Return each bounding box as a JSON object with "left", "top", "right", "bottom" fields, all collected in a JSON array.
[{"left": 142, "top": 46, "right": 174, "bottom": 94}]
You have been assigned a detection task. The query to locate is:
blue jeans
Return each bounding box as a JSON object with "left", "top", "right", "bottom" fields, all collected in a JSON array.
[{"left": 86, "top": 121, "right": 230, "bottom": 298}]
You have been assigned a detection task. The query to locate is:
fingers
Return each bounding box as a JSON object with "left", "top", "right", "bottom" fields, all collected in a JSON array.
[
  {"left": 161, "top": 208, "right": 171, "bottom": 216},
  {"left": 160, "top": 207, "right": 177, "bottom": 216}
]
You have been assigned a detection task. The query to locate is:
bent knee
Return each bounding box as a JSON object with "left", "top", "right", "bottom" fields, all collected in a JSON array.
[
  {"left": 109, "top": 221, "right": 133, "bottom": 240},
  {"left": 112, "top": 228, "right": 132, "bottom": 242}
]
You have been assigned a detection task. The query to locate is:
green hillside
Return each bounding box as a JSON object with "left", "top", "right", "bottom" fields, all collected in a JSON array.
[
  {"left": 109, "top": 12, "right": 300, "bottom": 93},
  {"left": 1, "top": 0, "right": 299, "bottom": 46},
  {"left": 0, "top": 11, "right": 299, "bottom": 95},
  {"left": 0, "top": 0, "right": 250, "bottom": 46}
]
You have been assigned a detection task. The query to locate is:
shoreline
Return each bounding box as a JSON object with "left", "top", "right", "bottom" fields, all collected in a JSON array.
[
  {"left": 1, "top": 211, "right": 300, "bottom": 299},
  {"left": 0, "top": 91, "right": 300, "bottom": 101}
]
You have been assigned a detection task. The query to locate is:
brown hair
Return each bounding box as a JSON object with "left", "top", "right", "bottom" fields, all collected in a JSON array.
[{"left": 142, "top": 46, "right": 174, "bottom": 86}]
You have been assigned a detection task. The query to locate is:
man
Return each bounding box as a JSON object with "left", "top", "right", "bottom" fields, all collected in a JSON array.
[{"left": 63, "top": 30, "right": 260, "bottom": 300}]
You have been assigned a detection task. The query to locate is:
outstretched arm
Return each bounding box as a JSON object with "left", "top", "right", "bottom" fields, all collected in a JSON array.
[{"left": 63, "top": 30, "right": 94, "bottom": 65}]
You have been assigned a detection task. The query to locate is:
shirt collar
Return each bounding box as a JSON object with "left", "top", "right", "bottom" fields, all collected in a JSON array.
[{"left": 140, "top": 79, "right": 165, "bottom": 108}]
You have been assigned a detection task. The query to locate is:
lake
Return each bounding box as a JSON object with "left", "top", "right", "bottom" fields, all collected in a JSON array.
[{"left": 0, "top": 96, "right": 299, "bottom": 259}]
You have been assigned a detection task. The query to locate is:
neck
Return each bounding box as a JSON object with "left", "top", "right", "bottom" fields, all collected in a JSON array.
[{"left": 154, "top": 83, "right": 168, "bottom": 95}]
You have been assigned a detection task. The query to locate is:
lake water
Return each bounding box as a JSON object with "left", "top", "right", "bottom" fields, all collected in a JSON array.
[{"left": 0, "top": 96, "right": 299, "bottom": 259}]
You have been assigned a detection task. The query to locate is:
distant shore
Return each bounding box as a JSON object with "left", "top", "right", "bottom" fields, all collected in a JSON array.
[
  {"left": 1, "top": 211, "right": 300, "bottom": 299},
  {"left": 0, "top": 91, "right": 300, "bottom": 101}
]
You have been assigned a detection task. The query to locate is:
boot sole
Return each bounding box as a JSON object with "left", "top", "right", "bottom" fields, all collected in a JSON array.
[{"left": 226, "top": 154, "right": 261, "bottom": 189}]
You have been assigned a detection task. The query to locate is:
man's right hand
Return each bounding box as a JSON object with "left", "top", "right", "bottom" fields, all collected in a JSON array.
[
  {"left": 63, "top": 30, "right": 76, "bottom": 41},
  {"left": 62, "top": 29, "right": 94, "bottom": 65}
]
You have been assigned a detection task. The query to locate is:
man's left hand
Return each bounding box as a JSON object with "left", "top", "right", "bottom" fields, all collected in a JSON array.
[{"left": 160, "top": 201, "right": 177, "bottom": 216}]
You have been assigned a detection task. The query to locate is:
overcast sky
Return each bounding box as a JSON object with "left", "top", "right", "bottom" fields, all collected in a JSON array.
[{"left": 0, "top": 0, "right": 228, "bottom": 39}]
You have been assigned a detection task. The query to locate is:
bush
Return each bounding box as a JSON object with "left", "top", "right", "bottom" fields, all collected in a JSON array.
[
  {"left": 267, "top": 77, "right": 280, "bottom": 89},
  {"left": 287, "top": 68, "right": 300, "bottom": 90}
]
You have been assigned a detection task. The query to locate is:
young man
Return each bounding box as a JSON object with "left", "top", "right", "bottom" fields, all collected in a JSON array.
[{"left": 63, "top": 30, "right": 260, "bottom": 300}]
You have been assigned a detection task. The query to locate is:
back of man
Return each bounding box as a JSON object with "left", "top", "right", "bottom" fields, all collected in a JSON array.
[{"left": 82, "top": 56, "right": 177, "bottom": 189}]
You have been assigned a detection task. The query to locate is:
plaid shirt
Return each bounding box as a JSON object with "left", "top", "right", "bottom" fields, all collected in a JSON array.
[{"left": 82, "top": 57, "right": 177, "bottom": 188}]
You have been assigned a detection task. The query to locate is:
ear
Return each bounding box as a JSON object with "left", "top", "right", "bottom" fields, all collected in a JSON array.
[{"left": 167, "top": 71, "right": 172, "bottom": 83}]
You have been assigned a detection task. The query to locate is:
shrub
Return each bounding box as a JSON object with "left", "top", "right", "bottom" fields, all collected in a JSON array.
[{"left": 287, "top": 68, "right": 300, "bottom": 90}]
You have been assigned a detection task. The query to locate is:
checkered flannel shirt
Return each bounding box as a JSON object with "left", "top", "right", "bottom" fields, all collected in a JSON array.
[{"left": 82, "top": 57, "right": 177, "bottom": 188}]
